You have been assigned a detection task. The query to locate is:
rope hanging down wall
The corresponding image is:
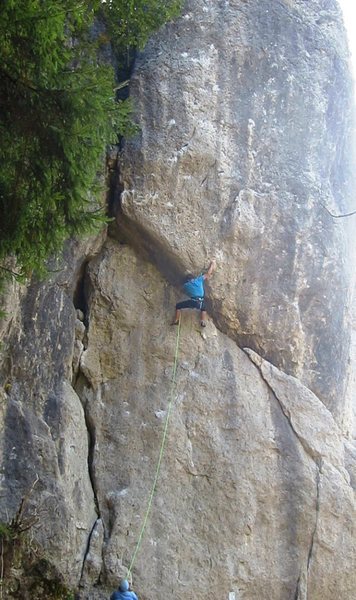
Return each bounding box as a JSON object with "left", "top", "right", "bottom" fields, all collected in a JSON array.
[{"left": 127, "top": 316, "right": 182, "bottom": 579}]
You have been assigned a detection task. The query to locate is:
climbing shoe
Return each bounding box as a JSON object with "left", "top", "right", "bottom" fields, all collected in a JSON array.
[{"left": 200, "top": 320, "right": 207, "bottom": 327}]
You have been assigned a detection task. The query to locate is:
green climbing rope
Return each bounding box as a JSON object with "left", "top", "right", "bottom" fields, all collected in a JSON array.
[{"left": 127, "top": 316, "right": 182, "bottom": 579}]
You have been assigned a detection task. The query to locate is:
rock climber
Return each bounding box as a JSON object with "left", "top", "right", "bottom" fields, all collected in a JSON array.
[
  {"left": 171, "top": 259, "right": 217, "bottom": 327},
  {"left": 110, "top": 579, "right": 138, "bottom": 600}
]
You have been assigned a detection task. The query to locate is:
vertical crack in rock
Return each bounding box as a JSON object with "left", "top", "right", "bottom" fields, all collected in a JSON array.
[
  {"left": 78, "top": 515, "right": 105, "bottom": 594},
  {"left": 79, "top": 517, "right": 100, "bottom": 583},
  {"left": 73, "top": 281, "right": 109, "bottom": 588},
  {"left": 82, "top": 393, "right": 100, "bottom": 515},
  {"left": 72, "top": 263, "right": 101, "bottom": 514},
  {"left": 75, "top": 374, "right": 105, "bottom": 585},
  {"left": 72, "top": 261, "right": 105, "bottom": 584},
  {"left": 306, "top": 466, "right": 321, "bottom": 583},
  {"left": 294, "top": 574, "right": 301, "bottom": 600},
  {"left": 73, "top": 266, "right": 87, "bottom": 319},
  {"left": 293, "top": 466, "right": 322, "bottom": 600}
]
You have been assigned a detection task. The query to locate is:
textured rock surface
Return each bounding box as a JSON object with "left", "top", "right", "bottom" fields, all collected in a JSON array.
[
  {"left": 119, "top": 0, "right": 355, "bottom": 417},
  {"left": 0, "top": 236, "right": 105, "bottom": 589},
  {"left": 75, "top": 240, "right": 356, "bottom": 599},
  {"left": 345, "top": 279, "right": 356, "bottom": 437},
  {"left": 0, "top": 1, "right": 355, "bottom": 599}
]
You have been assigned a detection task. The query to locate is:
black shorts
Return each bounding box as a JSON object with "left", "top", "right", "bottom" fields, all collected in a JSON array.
[{"left": 176, "top": 298, "right": 206, "bottom": 311}]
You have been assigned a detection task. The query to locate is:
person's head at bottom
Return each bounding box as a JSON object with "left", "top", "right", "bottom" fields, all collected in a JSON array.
[{"left": 119, "top": 580, "right": 130, "bottom": 592}]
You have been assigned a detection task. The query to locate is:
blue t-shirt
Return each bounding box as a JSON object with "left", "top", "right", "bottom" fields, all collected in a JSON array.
[{"left": 183, "top": 275, "right": 205, "bottom": 298}]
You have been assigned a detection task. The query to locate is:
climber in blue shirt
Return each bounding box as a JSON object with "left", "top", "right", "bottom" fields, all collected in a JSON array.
[
  {"left": 171, "top": 259, "right": 216, "bottom": 327},
  {"left": 110, "top": 579, "right": 138, "bottom": 600}
]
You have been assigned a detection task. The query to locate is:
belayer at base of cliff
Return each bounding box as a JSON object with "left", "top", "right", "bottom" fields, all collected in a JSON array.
[
  {"left": 110, "top": 579, "right": 138, "bottom": 600},
  {"left": 171, "top": 259, "right": 217, "bottom": 327}
]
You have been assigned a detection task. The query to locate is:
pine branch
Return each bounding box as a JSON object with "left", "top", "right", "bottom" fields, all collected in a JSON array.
[
  {"left": 0, "top": 68, "right": 41, "bottom": 94},
  {"left": 11, "top": 3, "right": 87, "bottom": 24}
]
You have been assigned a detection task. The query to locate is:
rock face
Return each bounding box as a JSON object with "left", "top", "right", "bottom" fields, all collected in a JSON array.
[
  {"left": 0, "top": 237, "right": 105, "bottom": 591},
  {"left": 119, "top": 0, "right": 355, "bottom": 418},
  {"left": 0, "top": 1, "right": 356, "bottom": 599},
  {"left": 76, "top": 240, "right": 356, "bottom": 599},
  {"left": 345, "top": 280, "right": 356, "bottom": 437}
]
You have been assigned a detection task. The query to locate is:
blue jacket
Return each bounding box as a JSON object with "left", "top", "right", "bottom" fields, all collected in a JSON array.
[{"left": 110, "top": 591, "right": 138, "bottom": 600}]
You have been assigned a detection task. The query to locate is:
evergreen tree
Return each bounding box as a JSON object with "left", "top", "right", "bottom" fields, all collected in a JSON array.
[{"left": 0, "top": 0, "right": 181, "bottom": 279}]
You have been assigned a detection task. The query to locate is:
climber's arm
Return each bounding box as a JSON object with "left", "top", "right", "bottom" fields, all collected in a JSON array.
[{"left": 204, "top": 259, "right": 216, "bottom": 280}]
